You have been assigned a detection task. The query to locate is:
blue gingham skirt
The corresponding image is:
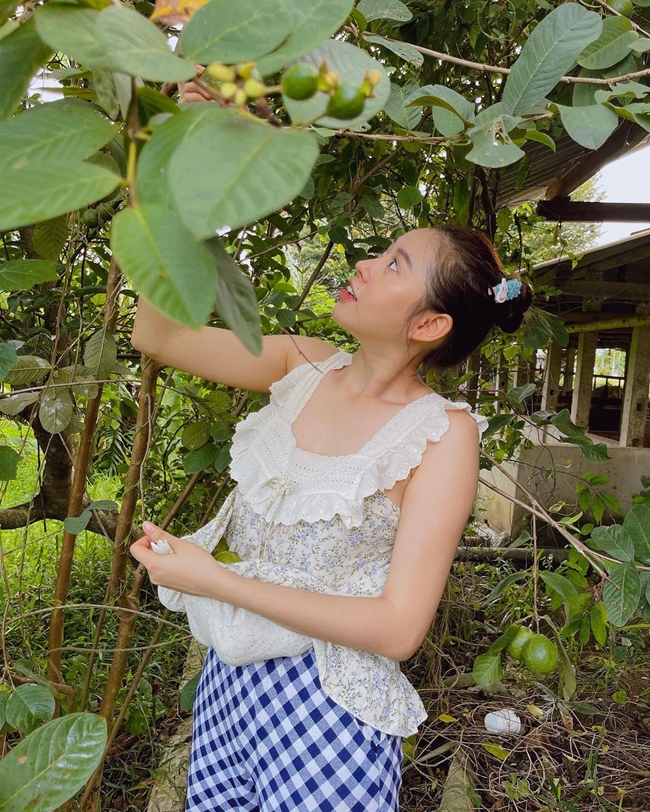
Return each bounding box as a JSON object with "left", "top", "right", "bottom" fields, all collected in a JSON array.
[{"left": 186, "top": 647, "right": 402, "bottom": 811}]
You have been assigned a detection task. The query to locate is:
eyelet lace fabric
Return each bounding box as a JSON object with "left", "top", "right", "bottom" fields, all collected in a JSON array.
[{"left": 158, "top": 351, "right": 487, "bottom": 737}]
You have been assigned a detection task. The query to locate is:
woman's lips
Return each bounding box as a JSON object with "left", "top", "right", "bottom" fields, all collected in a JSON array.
[{"left": 340, "top": 288, "right": 356, "bottom": 302}]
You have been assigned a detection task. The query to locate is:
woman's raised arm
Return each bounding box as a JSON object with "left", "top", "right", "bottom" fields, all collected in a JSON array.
[{"left": 130, "top": 295, "right": 336, "bottom": 393}]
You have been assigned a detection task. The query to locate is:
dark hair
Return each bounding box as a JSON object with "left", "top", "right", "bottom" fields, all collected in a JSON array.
[{"left": 407, "top": 224, "right": 533, "bottom": 371}]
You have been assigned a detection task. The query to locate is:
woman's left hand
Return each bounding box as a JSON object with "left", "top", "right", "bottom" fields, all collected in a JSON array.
[{"left": 131, "top": 522, "right": 224, "bottom": 598}]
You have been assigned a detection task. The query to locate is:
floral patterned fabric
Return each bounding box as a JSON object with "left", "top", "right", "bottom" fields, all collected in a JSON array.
[{"left": 159, "top": 351, "right": 487, "bottom": 737}]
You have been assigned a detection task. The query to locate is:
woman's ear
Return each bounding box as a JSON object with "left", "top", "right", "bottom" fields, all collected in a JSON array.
[{"left": 408, "top": 312, "right": 453, "bottom": 344}]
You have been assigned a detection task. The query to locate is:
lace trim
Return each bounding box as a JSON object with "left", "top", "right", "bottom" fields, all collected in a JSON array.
[{"left": 229, "top": 351, "right": 488, "bottom": 528}]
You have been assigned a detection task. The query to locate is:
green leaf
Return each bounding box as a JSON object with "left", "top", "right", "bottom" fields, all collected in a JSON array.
[
  {"left": 572, "top": 68, "right": 600, "bottom": 107},
  {"left": 0, "top": 100, "right": 119, "bottom": 230},
  {"left": 3, "top": 355, "right": 50, "bottom": 386},
  {"left": 408, "top": 84, "right": 475, "bottom": 136},
  {"left": 0, "top": 391, "right": 39, "bottom": 416},
  {"left": 97, "top": 5, "right": 195, "bottom": 82},
  {"left": 590, "top": 601, "right": 608, "bottom": 646},
  {"left": 63, "top": 509, "right": 92, "bottom": 535},
  {"left": 488, "top": 624, "right": 521, "bottom": 656},
  {"left": 88, "top": 499, "right": 118, "bottom": 512},
  {"left": 181, "top": 422, "right": 211, "bottom": 450},
  {"left": 84, "top": 329, "right": 117, "bottom": 381},
  {"left": 623, "top": 504, "right": 650, "bottom": 564},
  {"left": 0, "top": 712, "right": 106, "bottom": 812},
  {"left": 540, "top": 571, "right": 581, "bottom": 619},
  {"left": 557, "top": 104, "right": 618, "bottom": 149},
  {"left": 397, "top": 185, "right": 422, "bottom": 209},
  {"left": 578, "top": 440, "right": 611, "bottom": 464},
  {"left": 179, "top": 671, "right": 201, "bottom": 712},
  {"left": 0, "top": 343, "right": 17, "bottom": 381},
  {"left": 525, "top": 128, "right": 556, "bottom": 151},
  {"left": 507, "top": 382, "right": 537, "bottom": 407},
  {"left": 578, "top": 17, "right": 638, "bottom": 70},
  {"left": 0, "top": 260, "right": 59, "bottom": 292},
  {"left": 34, "top": 6, "right": 113, "bottom": 70},
  {"left": 590, "top": 525, "right": 635, "bottom": 562},
  {"left": 383, "top": 80, "right": 423, "bottom": 130},
  {"left": 483, "top": 571, "right": 528, "bottom": 604},
  {"left": 0, "top": 445, "right": 20, "bottom": 481},
  {"left": 357, "top": 0, "right": 412, "bottom": 22},
  {"left": 181, "top": 0, "right": 293, "bottom": 64},
  {"left": 5, "top": 684, "right": 55, "bottom": 735},
  {"left": 472, "top": 652, "right": 503, "bottom": 686},
  {"left": 204, "top": 238, "right": 263, "bottom": 356},
  {"left": 0, "top": 18, "right": 52, "bottom": 120},
  {"left": 168, "top": 109, "right": 320, "bottom": 236},
  {"left": 603, "top": 562, "right": 641, "bottom": 626},
  {"left": 0, "top": 691, "right": 7, "bottom": 729},
  {"left": 55, "top": 365, "right": 100, "bottom": 400},
  {"left": 183, "top": 443, "right": 219, "bottom": 474},
  {"left": 33, "top": 215, "right": 69, "bottom": 261},
  {"left": 255, "top": 0, "right": 354, "bottom": 76},
  {"left": 630, "top": 37, "right": 650, "bottom": 54},
  {"left": 283, "top": 40, "right": 389, "bottom": 129},
  {"left": 111, "top": 205, "right": 216, "bottom": 330},
  {"left": 39, "top": 387, "right": 73, "bottom": 434},
  {"left": 362, "top": 33, "right": 423, "bottom": 67},
  {"left": 482, "top": 743, "right": 510, "bottom": 761},
  {"left": 466, "top": 123, "right": 525, "bottom": 168},
  {"left": 503, "top": 4, "right": 602, "bottom": 115}
]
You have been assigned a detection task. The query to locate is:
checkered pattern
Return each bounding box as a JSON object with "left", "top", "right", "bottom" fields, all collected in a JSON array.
[{"left": 186, "top": 648, "right": 402, "bottom": 811}]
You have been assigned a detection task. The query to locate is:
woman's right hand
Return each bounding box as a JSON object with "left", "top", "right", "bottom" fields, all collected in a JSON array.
[{"left": 178, "top": 69, "right": 213, "bottom": 104}]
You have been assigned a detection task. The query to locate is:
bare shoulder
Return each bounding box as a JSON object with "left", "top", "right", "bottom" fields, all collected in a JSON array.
[
  {"left": 285, "top": 336, "right": 341, "bottom": 372},
  {"left": 412, "top": 406, "right": 481, "bottom": 482}
]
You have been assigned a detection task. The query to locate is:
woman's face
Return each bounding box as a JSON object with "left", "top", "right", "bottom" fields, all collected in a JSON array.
[{"left": 332, "top": 228, "right": 439, "bottom": 345}]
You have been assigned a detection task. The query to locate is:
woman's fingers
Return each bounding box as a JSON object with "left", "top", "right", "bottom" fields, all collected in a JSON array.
[{"left": 178, "top": 80, "right": 213, "bottom": 104}]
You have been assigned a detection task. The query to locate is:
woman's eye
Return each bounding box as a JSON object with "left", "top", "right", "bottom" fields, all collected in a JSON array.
[{"left": 388, "top": 259, "right": 398, "bottom": 271}]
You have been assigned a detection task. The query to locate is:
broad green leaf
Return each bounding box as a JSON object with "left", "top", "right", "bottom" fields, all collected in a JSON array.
[
  {"left": 0, "top": 713, "right": 106, "bottom": 812},
  {"left": 483, "top": 570, "right": 528, "bottom": 604},
  {"left": 179, "top": 671, "right": 201, "bottom": 712},
  {"left": 183, "top": 443, "right": 219, "bottom": 474},
  {"left": 578, "top": 17, "right": 638, "bottom": 70},
  {"left": 408, "top": 84, "right": 475, "bottom": 136},
  {"left": 88, "top": 499, "right": 118, "bottom": 511},
  {"left": 0, "top": 343, "right": 17, "bottom": 381},
  {"left": 0, "top": 18, "right": 52, "bottom": 120},
  {"left": 525, "top": 128, "right": 556, "bottom": 151},
  {"left": 603, "top": 562, "right": 641, "bottom": 626},
  {"left": 137, "top": 105, "right": 218, "bottom": 212},
  {"left": 630, "top": 37, "right": 650, "bottom": 54},
  {"left": 557, "top": 103, "right": 618, "bottom": 149},
  {"left": 397, "top": 186, "right": 422, "bottom": 209},
  {"left": 503, "top": 4, "right": 602, "bottom": 115},
  {"left": 205, "top": 238, "right": 263, "bottom": 355},
  {"left": 5, "top": 684, "right": 55, "bottom": 735},
  {"left": 169, "top": 110, "right": 319, "bottom": 236},
  {"left": 540, "top": 571, "right": 581, "bottom": 619},
  {"left": 0, "top": 391, "right": 39, "bottom": 416},
  {"left": 39, "top": 387, "right": 73, "bottom": 434},
  {"left": 488, "top": 624, "right": 521, "bottom": 656},
  {"left": 0, "top": 260, "right": 58, "bottom": 292},
  {"left": 0, "top": 445, "right": 19, "bottom": 480},
  {"left": 383, "top": 80, "right": 423, "bottom": 130},
  {"left": 111, "top": 205, "right": 216, "bottom": 329},
  {"left": 181, "top": 422, "right": 211, "bottom": 450},
  {"left": 33, "top": 215, "right": 69, "bottom": 261},
  {"left": 283, "top": 40, "right": 389, "bottom": 129},
  {"left": 0, "top": 691, "right": 7, "bottom": 728},
  {"left": 34, "top": 6, "right": 113, "bottom": 69},
  {"left": 63, "top": 509, "right": 91, "bottom": 535},
  {"left": 623, "top": 504, "right": 650, "bottom": 564},
  {"left": 357, "top": 0, "right": 412, "bottom": 22},
  {"left": 482, "top": 743, "right": 510, "bottom": 761},
  {"left": 507, "top": 382, "right": 537, "bottom": 407},
  {"left": 572, "top": 68, "right": 600, "bottom": 107},
  {"left": 255, "top": 0, "right": 354, "bottom": 76},
  {"left": 466, "top": 123, "right": 525, "bottom": 168},
  {"left": 590, "top": 601, "right": 608, "bottom": 646},
  {"left": 3, "top": 355, "right": 50, "bottom": 386},
  {"left": 577, "top": 439, "right": 611, "bottom": 464},
  {"left": 590, "top": 525, "right": 634, "bottom": 562},
  {"left": 55, "top": 365, "right": 100, "bottom": 400},
  {"left": 181, "top": 0, "right": 293, "bottom": 64},
  {"left": 84, "top": 329, "right": 117, "bottom": 381},
  {"left": 472, "top": 652, "right": 502, "bottom": 686},
  {"left": 362, "top": 33, "right": 423, "bottom": 67},
  {"left": 97, "top": 5, "right": 195, "bottom": 82}
]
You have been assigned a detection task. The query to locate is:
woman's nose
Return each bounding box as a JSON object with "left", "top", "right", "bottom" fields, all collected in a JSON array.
[{"left": 354, "top": 258, "right": 372, "bottom": 280}]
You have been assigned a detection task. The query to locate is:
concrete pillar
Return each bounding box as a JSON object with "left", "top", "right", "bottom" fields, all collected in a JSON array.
[
  {"left": 541, "top": 340, "right": 563, "bottom": 412},
  {"left": 571, "top": 331, "right": 598, "bottom": 428},
  {"left": 620, "top": 326, "right": 650, "bottom": 447},
  {"left": 562, "top": 346, "right": 576, "bottom": 395}
]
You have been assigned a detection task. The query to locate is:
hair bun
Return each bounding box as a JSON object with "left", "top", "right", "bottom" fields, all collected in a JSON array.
[{"left": 493, "top": 280, "right": 534, "bottom": 333}]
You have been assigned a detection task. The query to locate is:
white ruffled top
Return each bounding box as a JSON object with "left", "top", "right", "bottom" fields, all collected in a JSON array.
[{"left": 159, "top": 350, "right": 487, "bottom": 737}]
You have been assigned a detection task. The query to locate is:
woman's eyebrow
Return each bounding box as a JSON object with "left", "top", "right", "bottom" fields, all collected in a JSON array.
[{"left": 396, "top": 246, "right": 412, "bottom": 271}]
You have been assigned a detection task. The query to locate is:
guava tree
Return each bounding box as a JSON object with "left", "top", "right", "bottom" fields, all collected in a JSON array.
[{"left": 1, "top": 0, "right": 650, "bottom": 806}]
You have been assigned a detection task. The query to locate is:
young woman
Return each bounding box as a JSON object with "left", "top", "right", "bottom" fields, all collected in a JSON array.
[{"left": 131, "top": 224, "right": 533, "bottom": 811}]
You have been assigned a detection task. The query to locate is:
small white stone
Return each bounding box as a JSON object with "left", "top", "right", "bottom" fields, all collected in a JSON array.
[{"left": 484, "top": 709, "right": 521, "bottom": 735}]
